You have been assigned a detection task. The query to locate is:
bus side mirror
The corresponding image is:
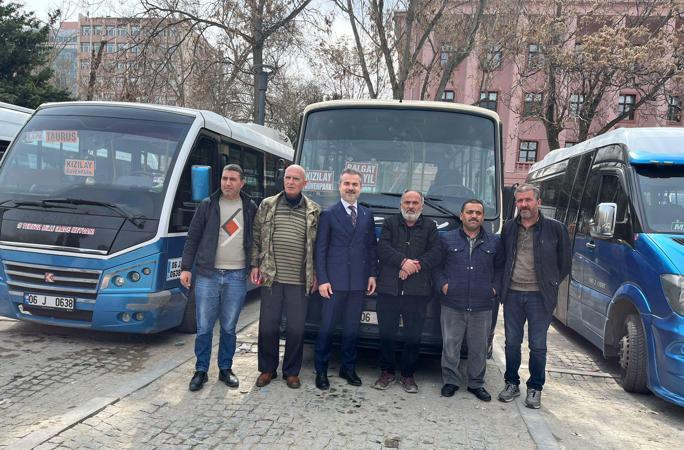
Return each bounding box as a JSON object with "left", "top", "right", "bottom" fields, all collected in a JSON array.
[
  {"left": 590, "top": 202, "right": 617, "bottom": 239},
  {"left": 191, "top": 165, "right": 211, "bottom": 202}
]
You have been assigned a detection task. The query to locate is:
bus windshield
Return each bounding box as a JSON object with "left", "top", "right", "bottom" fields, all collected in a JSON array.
[
  {"left": 0, "top": 113, "right": 191, "bottom": 219},
  {"left": 299, "top": 107, "right": 498, "bottom": 218},
  {"left": 635, "top": 165, "right": 684, "bottom": 234}
]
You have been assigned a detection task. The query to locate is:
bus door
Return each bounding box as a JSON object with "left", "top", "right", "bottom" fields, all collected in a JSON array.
[{"left": 573, "top": 168, "right": 631, "bottom": 347}]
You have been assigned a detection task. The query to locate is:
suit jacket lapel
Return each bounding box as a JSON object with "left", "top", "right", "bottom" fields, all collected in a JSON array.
[{"left": 333, "top": 201, "right": 355, "bottom": 237}]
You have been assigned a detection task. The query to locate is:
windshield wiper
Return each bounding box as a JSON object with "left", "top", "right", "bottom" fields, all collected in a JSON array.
[
  {"left": 42, "top": 198, "right": 146, "bottom": 229},
  {"left": 2, "top": 200, "right": 77, "bottom": 210},
  {"left": 379, "top": 192, "right": 460, "bottom": 219}
]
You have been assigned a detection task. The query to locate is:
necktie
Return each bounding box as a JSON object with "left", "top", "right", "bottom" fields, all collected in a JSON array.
[{"left": 349, "top": 205, "right": 357, "bottom": 227}]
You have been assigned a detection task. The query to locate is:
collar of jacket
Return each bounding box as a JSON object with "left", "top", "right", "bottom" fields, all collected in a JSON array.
[
  {"left": 458, "top": 225, "right": 485, "bottom": 242},
  {"left": 209, "top": 189, "right": 253, "bottom": 204},
  {"left": 515, "top": 210, "right": 544, "bottom": 230},
  {"left": 399, "top": 214, "right": 425, "bottom": 228}
]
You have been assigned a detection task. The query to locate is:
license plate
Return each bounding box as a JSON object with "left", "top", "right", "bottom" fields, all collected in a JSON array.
[
  {"left": 360, "top": 310, "right": 403, "bottom": 326},
  {"left": 24, "top": 293, "right": 76, "bottom": 310},
  {"left": 360, "top": 310, "right": 378, "bottom": 325}
]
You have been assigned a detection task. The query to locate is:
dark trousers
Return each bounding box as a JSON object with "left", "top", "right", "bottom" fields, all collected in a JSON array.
[
  {"left": 314, "top": 290, "right": 364, "bottom": 374},
  {"left": 377, "top": 294, "right": 429, "bottom": 377},
  {"left": 503, "top": 290, "right": 553, "bottom": 390},
  {"left": 257, "top": 282, "right": 308, "bottom": 377}
]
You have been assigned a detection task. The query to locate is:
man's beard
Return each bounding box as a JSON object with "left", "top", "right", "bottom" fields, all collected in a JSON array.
[{"left": 401, "top": 209, "right": 421, "bottom": 222}]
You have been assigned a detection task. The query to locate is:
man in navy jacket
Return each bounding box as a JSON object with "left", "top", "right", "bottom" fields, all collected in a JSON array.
[
  {"left": 434, "top": 199, "right": 503, "bottom": 401},
  {"left": 314, "top": 168, "right": 377, "bottom": 390}
]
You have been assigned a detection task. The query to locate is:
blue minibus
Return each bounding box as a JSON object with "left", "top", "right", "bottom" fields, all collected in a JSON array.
[
  {"left": 0, "top": 102, "right": 293, "bottom": 333},
  {"left": 527, "top": 127, "right": 684, "bottom": 407}
]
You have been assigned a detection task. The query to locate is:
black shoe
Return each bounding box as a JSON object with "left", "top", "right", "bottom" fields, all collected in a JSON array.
[
  {"left": 339, "top": 369, "right": 362, "bottom": 386},
  {"left": 441, "top": 383, "right": 458, "bottom": 397},
  {"left": 315, "top": 372, "right": 330, "bottom": 390},
  {"left": 467, "top": 387, "right": 492, "bottom": 402},
  {"left": 219, "top": 368, "right": 239, "bottom": 388},
  {"left": 189, "top": 371, "right": 208, "bottom": 391}
]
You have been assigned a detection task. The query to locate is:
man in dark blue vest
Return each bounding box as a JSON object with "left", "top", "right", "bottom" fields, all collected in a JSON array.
[{"left": 314, "top": 168, "right": 377, "bottom": 390}]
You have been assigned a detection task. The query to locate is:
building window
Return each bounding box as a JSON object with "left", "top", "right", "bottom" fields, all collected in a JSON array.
[
  {"left": 569, "top": 93, "right": 585, "bottom": 118},
  {"left": 527, "top": 43, "right": 542, "bottom": 68},
  {"left": 93, "top": 25, "right": 102, "bottom": 35},
  {"left": 81, "top": 25, "right": 91, "bottom": 36},
  {"left": 117, "top": 27, "right": 127, "bottom": 36},
  {"left": 440, "top": 51, "right": 448, "bottom": 65},
  {"left": 518, "top": 141, "right": 538, "bottom": 163},
  {"left": 523, "top": 92, "right": 543, "bottom": 117},
  {"left": 667, "top": 95, "right": 681, "bottom": 122},
  {"left": 106, "top": 43, "right": 115, "bottom": 53},
  {"left": 479, "top": 91, "right": 498, "bottom": 111},
  {"left": 441, "top": 90, "right": 454, "bottom": 102},
  {"left": 106, "top": 26, "right": 115, "bottom": 36},
  {"left": 483, "top": 44, "right": 502, "bottom": 71},
  {"left": 80, "top": 59, "right": 90, "bottom": 70},
  {"left": 80, "top": 43, "right": 91, "bottom": 53},
  {"left": 618, "top": 94, "right": 636, "bottom": 120}
]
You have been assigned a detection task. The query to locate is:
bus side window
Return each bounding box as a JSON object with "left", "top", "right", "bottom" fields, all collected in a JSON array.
[
  {"left": 241, "top": 147, "right": 264, "bottom": 204},
  {"left": 577, "top": 172, "right": 601, "bottom": 235},
  {"left": 169, "top": 134, "right": 219, "bottom": 232},
  {"left": 565, "top": 153, "right": 592, "bottom": 227}
]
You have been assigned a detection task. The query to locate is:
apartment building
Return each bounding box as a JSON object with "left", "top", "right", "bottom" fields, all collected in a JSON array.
[
  {"left": 51, "top": 15, "right": 220, "bottom": 109},
  {"left": 403, "top": 3, "right": 683, "bottom": 185}
]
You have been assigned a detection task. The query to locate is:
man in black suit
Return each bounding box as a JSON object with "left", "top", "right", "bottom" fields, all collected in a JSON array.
[{"left": 314, "top": 168, "right": 377, "bottom": 390}]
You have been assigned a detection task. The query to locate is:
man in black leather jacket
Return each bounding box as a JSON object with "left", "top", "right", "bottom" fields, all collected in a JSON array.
[{"left": 372, "top": 190, "right": 442, "bottom": 393}]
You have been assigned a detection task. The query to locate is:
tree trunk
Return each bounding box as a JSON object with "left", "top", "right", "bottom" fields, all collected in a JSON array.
[{"left": 86, "top": 40, "right": 107, "bottom": 101}]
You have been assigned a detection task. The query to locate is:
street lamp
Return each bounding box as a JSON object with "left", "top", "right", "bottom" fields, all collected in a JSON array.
[{"left": 253, "top": 64, "right": 275, "bottom": 125}]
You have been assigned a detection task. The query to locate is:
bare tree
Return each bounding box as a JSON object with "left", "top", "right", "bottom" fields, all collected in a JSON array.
[
  {"left": 139, "top": 0, "right": 315, "bottom": 121},
  {"left": 333, "top": 0, "right": 487, "bottom": 100},
  {"left": 508, "top": 0, "right": 683, "bottom": 149}
]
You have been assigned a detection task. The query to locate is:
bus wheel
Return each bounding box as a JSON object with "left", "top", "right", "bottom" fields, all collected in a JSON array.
[
  {"left": 618, "top": 314, "right": 649, "bottom": 393},
  {"left": 177, "top": 290, "right": 197, "bottom": 333}
]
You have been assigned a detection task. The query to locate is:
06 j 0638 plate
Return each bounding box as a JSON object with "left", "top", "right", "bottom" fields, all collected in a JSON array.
[{"left": 24, "top": 293, "right": 75, "bottom": 311}]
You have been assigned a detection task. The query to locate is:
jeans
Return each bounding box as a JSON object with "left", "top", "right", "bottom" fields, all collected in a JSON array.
[
  {"left": 440, "top": 306, "right": 491, "bottom": 388},
  {"left": 314, "top": 290, "right": 364, "bottom": 374},
  {"left": 193, "top": 268, "right": 247, "bottom": 372},
  {"left": 503, "top": 290, "right": 553, "bottom": 390},
  {"left": 377, "top": 294, "right": 429, "bottom": 377}
]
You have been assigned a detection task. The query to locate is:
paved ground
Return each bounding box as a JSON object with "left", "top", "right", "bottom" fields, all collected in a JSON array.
[{"left": 1, "top": 297, "right": 683, "bottom": 449}]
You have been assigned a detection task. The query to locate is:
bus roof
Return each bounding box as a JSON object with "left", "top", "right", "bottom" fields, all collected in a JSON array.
[
  {"left": 0, "top": 102, "right": 33, "bottom": 142},
  {"left": 302, "top": 99, "right": 501, "bottom": 122},
  {"left": 37, "top": 101, "right": 294, "bottom": 161},
  {"left": 530, "top": 127, "right": 684, "bottom": 173}
]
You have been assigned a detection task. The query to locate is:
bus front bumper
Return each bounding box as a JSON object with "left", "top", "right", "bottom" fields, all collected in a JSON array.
[{"left": 0, "top": 285, "right": 187, "bottom": 334}]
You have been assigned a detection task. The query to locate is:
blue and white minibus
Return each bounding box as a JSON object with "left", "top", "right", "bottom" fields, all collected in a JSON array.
[
  {"left": 0, "top": 102, "right": 293, "bottom": 333},
  {"left": 527, "top": 127, "right": 684, "bottom": 407},
  {"left": 296, "top": 99, "right": 504, "bottom": 352}
]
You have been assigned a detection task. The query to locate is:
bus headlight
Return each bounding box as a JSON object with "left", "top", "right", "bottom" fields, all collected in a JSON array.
[
  {"left": 661, "top": 274, "right": 684, "bottom": 316},
  {"left": 113, "top": 276, "right": 125, "bottom": 287}
]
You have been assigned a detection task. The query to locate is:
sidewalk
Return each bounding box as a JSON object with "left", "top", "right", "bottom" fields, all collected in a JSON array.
[{"left": 37, "top": 320, "right": 540, "bottom": 449}]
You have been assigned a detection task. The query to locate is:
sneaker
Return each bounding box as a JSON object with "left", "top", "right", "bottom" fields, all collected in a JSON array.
[
  {"left": 372, "top": 371, "right": 396, "bottom": 390},
  {"left": 498, "top": 383, "right": 521, "bottom": 402},
  {"left": 525, "top": 388, "right": 542, "bottom": 409},
  {"left": 399, "top": 376, "right": 419, "bottom": 393}
]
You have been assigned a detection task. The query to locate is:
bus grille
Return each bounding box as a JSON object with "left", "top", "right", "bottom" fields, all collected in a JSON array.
[{"left": 3, "top": 261, "right": 101, "bottom": 300}]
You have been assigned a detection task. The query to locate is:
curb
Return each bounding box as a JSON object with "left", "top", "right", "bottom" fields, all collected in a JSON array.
[{"left": 491, "top": 341, "right": 560, "bottom": 450}]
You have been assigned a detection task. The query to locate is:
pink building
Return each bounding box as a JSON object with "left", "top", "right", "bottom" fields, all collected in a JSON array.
[{"left": 403, "top": 6, "right": 684, "bottom": 186}]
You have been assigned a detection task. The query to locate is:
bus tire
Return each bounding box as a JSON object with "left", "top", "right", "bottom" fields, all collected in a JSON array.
[
  {"left": 177, "top": 290, "right": 197, "bottom": 334},
  {"left": 618, "top": 314, "right": 649, "bottom": 393}
]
